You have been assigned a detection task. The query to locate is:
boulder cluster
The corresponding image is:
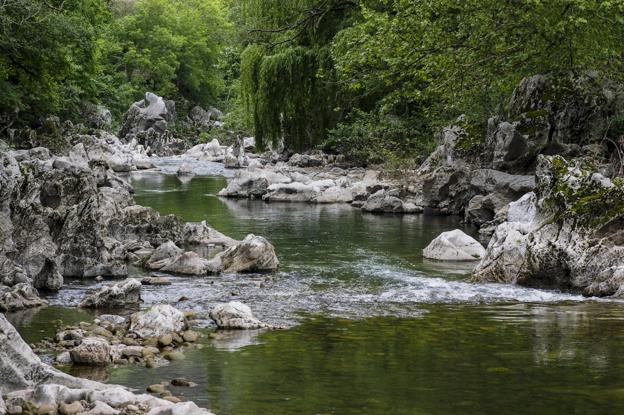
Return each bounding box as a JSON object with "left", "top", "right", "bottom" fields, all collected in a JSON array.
[
  {"left": 0, "top": 140, "right": 278, "bottom": 313},
  {"left": 0, "top": 312, "right": 214, "bottom": 415}
]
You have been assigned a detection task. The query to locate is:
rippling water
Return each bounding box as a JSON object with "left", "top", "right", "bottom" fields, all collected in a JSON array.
[{"left": 12, "top": 158, "right": 624, "bottom": 415}]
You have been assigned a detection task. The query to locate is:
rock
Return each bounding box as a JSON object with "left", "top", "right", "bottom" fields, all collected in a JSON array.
[
  {"left": 129, "top": 305, "right": 186, "bottom": 338},
  {"left": 472, "top": 155, "right": 624, "bottom": 295},
  {"left": 159, "top": 251, "right": 214, "bottom": 275},
  {"left": 78, "top": 279, "right": 142, "bottom": 309},
  {"left": 146, "top": 242, "right": 183, "bottom": 270},
  {"left": 184, "top": 139, "right": 225, "bottom": 162},
  {"left": 423, "top": 230, "right": 486, "bottom": 261},
  {"left": 176, "top": 163, "right": 194, "bottom": 177},
  {"left": 158, "top": 334, "right": 173, "bottom": 347},
  {"left": 208, "top": 234, "right": 278, "bottom": 273},
  {"left": 147, "top": 401, "right": 213, "bottom": 415},
  {"left": 361, "top": 190, "right": 405, "bottom": 213},
  {"left": 181, "top": 331, "right": 199, "bottom": 343},
  {"left": 162, "top": 351, "right": 185, "bottom": 361},
  {"left": 82, "top": 103, "right": 113, "bottom": 130},
  {"left": 70, "top": 337, "right": 111, "bottom": 366},
  {"left": 141, "top": 277, "right": 171, "bottom": 286},
  {"left": 59, "top": 401, "right": 84, "bottom": 415},
  {"left": 489, "top": 73, "right": 624, "bottom": 172},
  {"left": 170, "top": 378, "right": 195, "bottom": 387},
  {"left": 120, "top": 92, "right": 171, "bottom": 139},
  {"left": 187, "top": 106, "right": 219, "bottom": 131},
  {"left": 147, "top": 384, "right": 167, "bottom": 394},
  {"left": 56, "top": 351, "right": 72, "bottom": 364},
  {"left": 88, "top": 388, "right": 135, "bottom": 408},
  {"left": 0, "top": 314, "right": 213, "bottom": 414},
  {"left": 87, "top": 401, "right": 119, "bottom": 415},
  {"left": 0, "top": 283, "right": 46, "bottom": 312},
  {"left": 98, "top": 315, "right": 127, "bottom": 326},
  {"left": 209, "top": 302, "right": 271, "bottom": 329}
]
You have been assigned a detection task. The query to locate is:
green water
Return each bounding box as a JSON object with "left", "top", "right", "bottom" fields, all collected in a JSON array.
[{"left": 12, "top": 169, "right": 624, "bottom": 415}]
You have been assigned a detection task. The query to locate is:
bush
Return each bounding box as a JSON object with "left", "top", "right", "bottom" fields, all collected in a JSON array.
[{"left": 322, "top": 110, "right": 435, "bottom": 166}]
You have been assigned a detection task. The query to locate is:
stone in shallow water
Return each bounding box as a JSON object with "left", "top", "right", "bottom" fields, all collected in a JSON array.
[
  {"left": 78, "top": 278, "right": 141, "bottom": 309},
  {"left": 129, "top": 304, "right": 186, "bottom": 338},
  {"left": 209, "top": 301, "right": 271, "bottom": 330},
  {"left": 208, "top": 234, "right": 279, "bottom": 273},
  {"left": 70, "top": 337, "right": 111, "bottom": 366},
  {"left": 423, "top": 229, "right": 486, "bottom": 261}
]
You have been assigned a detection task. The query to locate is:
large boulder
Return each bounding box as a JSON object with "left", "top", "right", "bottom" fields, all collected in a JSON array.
[
  {"left": 488, "top": 73, "right": 624, "bottom": 172},
  {"left": 423, "top": 230, "right": 486, "bottom": 261},
  {"left": 119, "top": 92, "right": 179, "bottom": 155},
  {"left": 129, "top": 305, "right": 187, "bottom": 338},
  {"left": 209, "top": 302, "right": 270, "bottom": 329},
  {"left": 473, "top": 155, "right": 624, "bottom": 295},
  {"left": 208, "top": 234, "right": 278, "bottom": 273},
  {"left": 78, "top": 279, "right": 142, "bottom": 309}
]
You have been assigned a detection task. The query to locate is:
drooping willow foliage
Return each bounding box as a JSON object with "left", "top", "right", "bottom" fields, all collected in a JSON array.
[{"left": 238, "top": 0, "right": 355, "bottom": 151}]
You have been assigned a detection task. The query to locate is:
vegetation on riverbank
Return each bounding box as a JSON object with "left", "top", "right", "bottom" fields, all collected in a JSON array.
[{"left": 2, "top": 0, "right": 624, "bottom": 164}]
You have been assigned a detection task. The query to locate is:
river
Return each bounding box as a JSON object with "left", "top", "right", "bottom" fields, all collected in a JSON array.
[{"left": 10, "top": 158, "right": 624, "bottom": 415}]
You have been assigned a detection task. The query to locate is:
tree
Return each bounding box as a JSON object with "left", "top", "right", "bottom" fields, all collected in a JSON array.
[
  {"left": 0, "top": 0, "right": 108, "bottom": 124},
  {"left": 100, "top": 0, "right": 230, "bottom": 115},
  {"left": 238, "top": 0, "right": 357, "bottom": 151},
  {"left": 332, "top": 0, "right": 624, "bottom": 121}
]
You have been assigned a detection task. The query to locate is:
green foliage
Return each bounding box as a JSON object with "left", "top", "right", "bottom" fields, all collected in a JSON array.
[
  {"left": 323, "top": 109, "right": 435, "bottom": 166},
  {"left": 237, "top": 0, "right": 355, "bottom": 151},
  {"left": 100, "top": 0, "right": 230, "bottom": 116},
  {"left": 332, "top": 0, "right": 624, "bottom": 123},
  {"left": 0, "top": 0, "right": 109, "bottom": 123}
]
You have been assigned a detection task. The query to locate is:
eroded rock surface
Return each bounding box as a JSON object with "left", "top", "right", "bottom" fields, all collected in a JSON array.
[{"left": 472, "top": 155, "right": 624, "bottom": 296}]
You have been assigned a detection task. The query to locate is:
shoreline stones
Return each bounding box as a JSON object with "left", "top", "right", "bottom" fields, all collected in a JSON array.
[
  {"left": 34, "top": 305, "right": 201, "bottom": 372},
  {"left": 423, "top": 230, "right": 486, "bottom": 261}
]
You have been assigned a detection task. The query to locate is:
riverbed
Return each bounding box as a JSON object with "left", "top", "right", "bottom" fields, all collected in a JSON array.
[{"left": 11, "top": 158, "right": 624, "bottom": 415}]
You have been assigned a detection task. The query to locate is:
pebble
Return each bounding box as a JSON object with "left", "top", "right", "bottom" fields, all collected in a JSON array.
[
  {"left": 163, "top": 396, "right": 182, "bottom": 403},
  {"left": 163, "top": 351, "right": 185, "bottom": 361},
  {"left": 182, "top": 330, "right": 199, "bottom": 342},
  {"left": 171, "top": 378, "right": 195, "bottom": 387},
  {"left": 158, "top": 334, "right": 173, "bottom": 347},
  {"left": 147, "top": 384, "right": 167, "bottom": 394}
]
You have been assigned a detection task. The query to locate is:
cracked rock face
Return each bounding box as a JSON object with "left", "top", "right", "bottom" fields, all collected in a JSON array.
[{"left": 472, "top": 155, "right": 624, "bottom": 296}]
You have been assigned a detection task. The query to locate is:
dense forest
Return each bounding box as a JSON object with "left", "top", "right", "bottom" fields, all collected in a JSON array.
[{"left": 2, "top": 0, "right": 624, "bottom": 164}]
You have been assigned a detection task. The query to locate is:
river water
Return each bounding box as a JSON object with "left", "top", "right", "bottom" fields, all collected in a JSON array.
[{"left": 10, "top": 159, "right": 624, "bottom": 414}]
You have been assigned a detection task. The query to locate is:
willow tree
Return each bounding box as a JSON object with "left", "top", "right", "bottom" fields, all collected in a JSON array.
[{"left": 238, "top": 0, "right": 356, "bottom": 151}]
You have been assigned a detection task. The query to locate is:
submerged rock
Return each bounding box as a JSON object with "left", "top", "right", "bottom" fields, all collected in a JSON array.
[
  {"left": 209, "top": 302, "right": 271, "bottom": 329},
  {"left": 78, "top": 278, "right": 142, "bottom": 309},
  {"left": 473, "top": 155, "right": 624, "bottom": 295},
  {"left": 423, "top": 230, "right": 486, "bottom": 261}
]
